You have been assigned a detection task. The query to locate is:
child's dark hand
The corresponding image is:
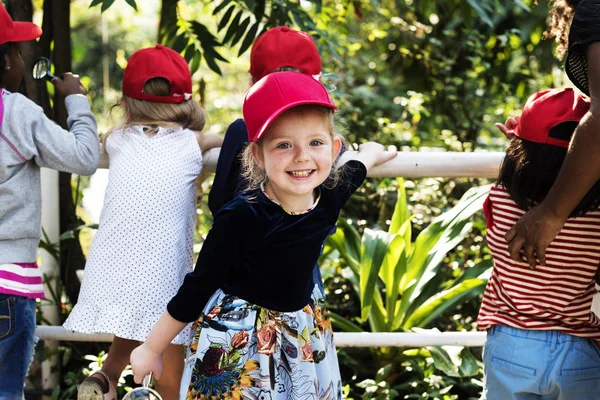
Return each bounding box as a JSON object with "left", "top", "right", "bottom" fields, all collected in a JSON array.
[
  {"left": 504, "top": 203, "right": 566, "bottom": 268},
  {"left": 52, "top": 73, "right": 87, "bottom": 97}
]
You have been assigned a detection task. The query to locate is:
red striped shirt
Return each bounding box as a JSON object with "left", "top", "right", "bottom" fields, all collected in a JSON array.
[{"left": 477, "top": 185, "right": 600, "bottom": 340}]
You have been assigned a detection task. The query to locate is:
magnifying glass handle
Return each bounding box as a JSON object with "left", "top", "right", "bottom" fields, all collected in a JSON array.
[{"left": 142, "top": 373, "right": 153, "bottom": 388}]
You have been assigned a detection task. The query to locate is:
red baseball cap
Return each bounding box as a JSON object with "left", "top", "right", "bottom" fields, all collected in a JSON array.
[
  {"left": 249, "top": 26, "right": 322, "bottom": 82},
  {"left": 514, "top": 88, "right": 590, "bottom": 148},
  {"left": 0, "top": 3, "right": 42, "bottom": 45},
  {"left": 122, "top": 44, "right": 192, "bottom": 104},
  {"left": 243, "top": 71, "right": 337, "bottom": 142}
]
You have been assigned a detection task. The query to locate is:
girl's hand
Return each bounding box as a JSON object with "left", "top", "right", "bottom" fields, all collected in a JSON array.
[
  {"left": 130, "top": 343, "right": 164, "bottom": 384},
  {"left": 355, "top": 142, "right": 397, "bottom": 170},
  {"left": 495, "top": 116, "right": 520, "bottom": 140},
  {"left": 52, "top": 73, "right": 87, "bottom": 97}
]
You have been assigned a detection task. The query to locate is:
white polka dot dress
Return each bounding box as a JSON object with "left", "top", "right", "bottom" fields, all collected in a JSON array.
[{"left": 63, "top": 125, "right": 202, "bottom": 344}]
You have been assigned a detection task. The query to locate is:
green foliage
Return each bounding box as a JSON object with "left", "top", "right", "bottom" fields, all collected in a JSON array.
[
  {"left": 426, "top": 343, "right": 479, "bottom": 378},
  {"left": 317, "top": 0, "right": 560, "bottom": 148},
  {"left": 39, "top": 229, "right": 60, "bottom": 262},
  {"left": 42, "top": 0, "right": 565, "bottom": 397},
  {"left": 90, "top": 0, "right": 137, "bottom": 12},
  {"left": 323, "top": 179, "right": 491, "bottom": 333},
  {"left": 322, "top": 179, "right": 490, "bottom": 397},
  {"left": 162, "top": 19, "right": 229, "bottom": 75},
  {"left": 353, "top": 365, "right": 399, "bottom": 400},
  {"left": 92, "top": 0, "right": 325, "bottom": 75}
]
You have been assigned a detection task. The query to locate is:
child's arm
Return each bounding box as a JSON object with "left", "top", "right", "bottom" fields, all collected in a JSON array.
[
  {"left": 130, "top": 206, "right": 249, "bottom": 381},
  {"left": 208, "top": 119, "right": 248, "bottom": 216},
  {"left": 7, "top": 74, "right": 99, "bottom": 175},
  {"left": 195, "top": 132, "right": 224, "bottom": 185},
  {"left": 196, "top": 131, "right": 223, "bottom": 153},
  {"left": 130, "top": 311, "right": 186, "bottom": 382},
  {"left": 351, "top": 142, "right": 397, "bottom": 170},
  {"left": 97, "top": 135, "right": 110, "bottom": 169},
  {"left": 330, "top": 142, "right": 397, "bottom": 207}
]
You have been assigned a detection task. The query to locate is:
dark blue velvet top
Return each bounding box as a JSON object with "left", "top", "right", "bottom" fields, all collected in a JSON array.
[
  {"left": 208, "top": 118, "right": 247, "bottom": 216},
  {"left": 167, "top": 160, "right": 367, "bottom": 322}
]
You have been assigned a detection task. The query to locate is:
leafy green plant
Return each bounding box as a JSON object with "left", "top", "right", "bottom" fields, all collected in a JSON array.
[
  {"left": 324, "top": 179, "right": 491, "bottom": 334},
  {"left": 322, "top": 179, "right": 491, "bottom": 389},
  {"left": 353, "top": 364, "right": 399, "bottom": 400}
]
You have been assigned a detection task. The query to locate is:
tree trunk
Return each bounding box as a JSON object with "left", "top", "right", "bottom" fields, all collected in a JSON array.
[
  {"left": 49, "top": 0, "right": 85, "bottom": 305},
  {"left": 38, "top": 0, "right": 53, "bottom": 116}
]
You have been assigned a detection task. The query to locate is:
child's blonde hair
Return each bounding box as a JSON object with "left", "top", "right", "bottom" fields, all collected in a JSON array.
[
  {"left": 240, "top": 104, "right": 345, "bottom": 192},
  {"left": 115, "top": 78, "right": 206, "bottom": 133}
]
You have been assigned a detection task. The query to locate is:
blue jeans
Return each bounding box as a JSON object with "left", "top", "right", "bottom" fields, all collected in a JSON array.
[
  {"left": 0, "top": 294, "right": 37, "bottom": 400},
  {"left": 482, "top": 324, "right": 600, "bottom": 400}
]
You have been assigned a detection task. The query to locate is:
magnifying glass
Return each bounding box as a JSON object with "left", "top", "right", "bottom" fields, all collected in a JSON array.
[
  {"left": 32, "top": 57, "right": 57, "bottom": 81},
  {"left": 122, "top": 374, "right": 162, "bottom": 400}
]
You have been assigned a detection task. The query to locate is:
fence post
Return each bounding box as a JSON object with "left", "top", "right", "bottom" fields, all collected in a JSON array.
[{"left": 39, "top": 168, "right": 60, "bottom": 400}]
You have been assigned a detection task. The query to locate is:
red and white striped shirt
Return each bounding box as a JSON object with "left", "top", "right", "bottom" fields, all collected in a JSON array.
[
  {"left": 477, "top": 184, "right": 600, "bottom": 340},
  {"left": 0, "top": 263, "right": 45, "bottom": 299}
]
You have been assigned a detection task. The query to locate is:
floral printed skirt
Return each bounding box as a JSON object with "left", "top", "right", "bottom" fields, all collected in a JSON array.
[{"left": 178, "top": 286, "right": 343, "bottom": 400}]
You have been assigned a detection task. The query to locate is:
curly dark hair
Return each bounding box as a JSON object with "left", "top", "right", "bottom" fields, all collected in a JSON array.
[
  {"left": 545, "top": 0, "right": 580, "bottom": 59},
  {"left": 498, "top": 120, "right": 600, "bottom": 217}
]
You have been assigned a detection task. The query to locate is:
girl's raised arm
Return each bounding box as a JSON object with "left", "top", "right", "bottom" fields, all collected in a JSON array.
[
  {"left": 196, "top": 132, "right": 224, "bottom": 184},
  {"left": 352, "top": 142, "right": 397, "bottom": 170}
]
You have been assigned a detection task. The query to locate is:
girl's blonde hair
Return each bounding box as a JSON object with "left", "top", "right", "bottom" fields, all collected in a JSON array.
[
  {"left": 240, "top": 104, "right": 346, "bottom": 193},
  {"left": 112, "top": 78, "right": 206, "bottom": 134}
]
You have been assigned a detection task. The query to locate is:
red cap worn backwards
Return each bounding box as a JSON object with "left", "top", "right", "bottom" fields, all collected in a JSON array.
[
  {"left": 0, "top": 3, "right": 42, "bottom": 45},
  {"left": 243, "top": 71, "right": 337, "bottom": 142},
  {"left": 249, "top": 26, "right": 322, "bottom": 82},
  {"left": 122, "top": 44, "right": 192, "bottom": 104},
  {"left": 514, "top": 88, "right": 590, "bottom": 148}
]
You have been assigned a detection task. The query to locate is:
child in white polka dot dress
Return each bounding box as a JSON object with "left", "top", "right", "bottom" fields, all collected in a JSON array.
[{"left": 63, "top": 44, "right": 222, "bottom": 400}]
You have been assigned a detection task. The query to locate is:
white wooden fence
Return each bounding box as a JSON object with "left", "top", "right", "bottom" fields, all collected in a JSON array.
[{"left": 38, "top": 151, "right": 503, "bottom": 345}]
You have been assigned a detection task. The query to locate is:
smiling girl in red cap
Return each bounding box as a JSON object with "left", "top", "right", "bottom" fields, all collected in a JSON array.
[
  {"left": 129, "top": 71, "right": 396, "bottom": 399},
  {"left": 63, "top": 45, "right": 221, "bottom": 400},
  {"left": 0, "top": 4, "right": 100, "bottom": 399},
  {"left": 478, "top": 88, "right": 600, "bottom": 399}
]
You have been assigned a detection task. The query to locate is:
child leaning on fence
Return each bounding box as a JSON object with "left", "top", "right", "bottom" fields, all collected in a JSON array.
[
  {"left": 63, "top": 45, "right": 221, "bottom": 400},
  {"left": 0, "top": 4, "right": 100, "bottom": 399},
  {"left": 129, "top": 71, "right": 397, "bottom": 399},
  {"left": 209, "top": 26, "right": 330, "bottom": 302},
  {"left": 478, "top": 88, "right": 600, "bottom": 400}
]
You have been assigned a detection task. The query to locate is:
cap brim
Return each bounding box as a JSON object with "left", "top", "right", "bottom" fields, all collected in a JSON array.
[
  {"left": 9, "top": 22, "right": 42, "bottom": 43},
  {"left": 254, "top": 100, "right": 337, "bottom": 141}
]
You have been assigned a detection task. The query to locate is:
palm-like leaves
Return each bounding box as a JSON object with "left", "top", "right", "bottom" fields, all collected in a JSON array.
[
  {"left": 324, "top": 180, "right": 491, "bottom": 377},
  {"left": 324, "top": 179, "right": 491, "bottom": 332}
]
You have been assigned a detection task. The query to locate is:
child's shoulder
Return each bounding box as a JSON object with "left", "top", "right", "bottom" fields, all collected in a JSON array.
[
  {"left": 3, "top": 91, "right": 39, "bottom": 110},
  {"left": 1, "top": 92, "right": 43, "bottom": 128},
  {"left": 488, "top": 183, "right": 516, "bottom": 205},
  {"left": 228, "top": 118, "right": 246, "bottom": 131},
  {"left": 215, "top": 192, "right": 260, "bottom": 221}
]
